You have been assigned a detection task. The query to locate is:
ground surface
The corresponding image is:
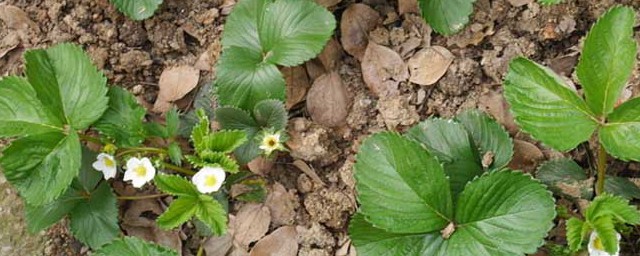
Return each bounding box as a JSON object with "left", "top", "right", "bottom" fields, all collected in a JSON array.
[{"left": 1, "top": 0, "right": 640, "bottom": 255}]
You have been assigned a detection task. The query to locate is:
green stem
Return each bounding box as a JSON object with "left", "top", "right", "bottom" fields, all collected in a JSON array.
[
  {"left": 116, "top": 147, "right": 167, "bottom": 158},
  {"left": 595, "top": 143, "right": 608, "bottom": 195},
  {"left": 117, "top": 193, "right": 168, "bottom": 200},
  {"left": 78, "top": 133, "right": 102, "bottom": 145},
  {"left": 196, "top": 242, "right": 204, "bottom": 256},
  {"left": 164, "top": 163, "right": 195, "bottom": 176}
]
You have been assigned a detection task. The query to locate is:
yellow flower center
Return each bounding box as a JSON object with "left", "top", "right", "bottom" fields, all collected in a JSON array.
[
  {"left": 104, "top": 157, "right": 115, "bottom": 168},
  {"left": 204, "top": 175, "right": 217, "bottom": 187},
  {"left": 266, "top": 137, "right": 277, "bottom": 147},
  {"left": 134, "top": 165, "right": 147, "bottom": 177},
  {"left": 594, "top": 236, "right": 604, "bottom": 250}
]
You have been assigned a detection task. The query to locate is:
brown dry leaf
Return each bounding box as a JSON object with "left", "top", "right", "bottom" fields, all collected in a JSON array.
[
  {"left": 407, "top": 46, "right": 454, "bottom": 86},
  {"left": 293, "top": 160, "right": 326, "bottom": 187},
  {"left": 478, "top": 90, "right": 518, "bottom": 134},
  {"left": 247, "top": 156, "right": 275, "bottom": 176},
  {"left": 203, "top": 234, "right": 233, "bottom": 256},
  {"left": 249, "top": 226, "right": 298, "bottom": 256},
  {"left": 305, "top": 59, "right": 326, "bottom": 81},
  {"left": 361, "top": 42, "right": 409, "bottom": 97},
  {"left": 508, "top": 140, "right": 544, "bottom": 173},
  {"left": 283, "top": 66, "right": 311, "bottom": 110},
  {"left": 153, "top": 65, "right": 200, "bottom": 113},
  {"left": 340, "top": 4, "right": 381, "bottom": 60},
  {"left": 264, "top": 183, "right": 299, "bottom": 226},
  {"left": 0, "top": 4, "right": 37, "bottom": 31},
  {"left": 318, "top": 38, "right": 343, "bottom": 71},
  {"left": 398, "top": 0, "right": 420, "bottom": 15},
  {"left": 0, "top": 32, "right": 20, "bottom": 59},
  {"left": 306, "top": 71, "right": 350, "bottom": 127},
  {"left": 121, "top": 199, "right": 182, "bottom": 252},
  {"left": 233, "top": 203, "right": 271, "bottom": 249},
  {"left": 315, "top": 0, "right": 341, "bottom": 8}
]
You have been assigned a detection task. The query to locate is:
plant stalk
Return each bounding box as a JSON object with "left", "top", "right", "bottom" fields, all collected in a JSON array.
[
  {"left": 117, "top": 193, "right": 168, "bottom": 200},
  {"left": 595, "top": 144, "right": 607, "bottom": 195},
  {"left": 78, "top": 133, "right": 102, "bottom": 145},
  {"left": 116, "top": 147, "right": 167, "bottom": 158},
  {"left": 164, "top": 163, "right": 196, "bottom": 176}
]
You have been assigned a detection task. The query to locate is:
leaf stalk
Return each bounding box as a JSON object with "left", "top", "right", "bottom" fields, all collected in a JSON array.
[{"left": 595, "top": 143, "right": 607, "bottom": 195}]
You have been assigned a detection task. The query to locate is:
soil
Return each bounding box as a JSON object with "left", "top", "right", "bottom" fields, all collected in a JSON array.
[{"left": 1, "top": 0, "right": 640, "bottom": 255}]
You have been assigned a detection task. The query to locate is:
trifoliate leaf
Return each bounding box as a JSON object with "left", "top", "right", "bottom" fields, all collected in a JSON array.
[
  {"left": 109, "top": 0, "right": 163, "bottom": 21},
  {"left": 591, "top": 216, "right": 618, "bottom": 254},
  {"left": 407, "top": 118, "right": 482, "bottom": 198},
  {"left": 585, "top": 193, "right": 640, "bottom": 225},
  {"left": 600, "top": 97, "right": 640, "bottom": 161},
  {"left": 504, "top": 57, "right": 598, "bottom": 151},
  {"left": 208, "top": 130, "right": 247, "bottom": 153},
  {"left": 166, "top": 107, "right": 180, "bottom": 137},
  {"left": 25, "top": 188, "right": 82, "bottom": 233},
  {"left": 167, "top": 142, "right": 182, "bottom": 166},
  {"left": 195, "top": 195, "right": 228, "bottom": 236},
  {"left": 94, "top": 236, "right": 178, "bottom": 256},
  {"left": 215, "top": 46, "right": 286, "bottom": 111},
  {"left": 25, "top": 43, "right": 108, "bottom": 130},
  {"left": 0, "top": 76, "right": 63, "bottom": 137},
  {"left": 94, "top": 87, "right": 147, "bottom": 147},
  {"left": 566, "top": 218, "right": 587, "bottom": 252},
  {"left": 604, "top": 176, "right": 640, "bottom": 200},
  {"left": 69, "top": 182, "right": 120, "bottom": 249},
  {"left": 455, "top": 110, "right": 513, "bottom": 171},
  {"left": 253, "top": 99, "right": 288, "bottom": 130},
  {"left": 576, "top": 6, "right": 637, "bottom": 117},
  {"left": 355, "top": 132, "right": 453, "bottom": 233},
  {"left": 0, "top": 132, "right": 81, "bottom": 206},
  {"left": 154, "top": 174, "right": 199, "bottom": 197},
  {"left": 157, "top": 197, "right": 198, "bottom": 230},
  {"left": 418, "top": 0, "right": 476, "bottom": 36},
  {"left": 536, "top": 158, "right": 593, "bottom": 199}
]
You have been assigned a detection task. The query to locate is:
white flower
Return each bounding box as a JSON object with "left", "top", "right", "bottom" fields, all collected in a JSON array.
[
  {"left": 588, "top": 231, "right": 620, "bottom": 256},
  {"left": 192, "top": 166, "right": 226, "bottom": 194},
  {"left": 92, "top": 153, "right": 117, "bottom": 180},
  {"left": 123, "top": 157, "right": 156, "bottom": 188},
  {"left": 258, "top": 131, "right": 285, "bottom": 156}
]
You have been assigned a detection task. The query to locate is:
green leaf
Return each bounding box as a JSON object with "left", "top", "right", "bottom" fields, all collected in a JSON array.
[
  {"left": 109, "top": 0, "right": 163, "bottom": 20},
  {"left": 407, "top": 118, "right": 482, "bottom": 198},
  {"left": 166, "top": 107, "right": 180, "bottom": 137},
  {"left": 94, "top": 236, "right": 178, "bottom": 256},
  {"left": 0, "top": 76, "right": 63, "bottom": 137},
  {"left": 25, "top": 188, "right": 82, "bottom": 233},
  {"left": 591, "top": 216, "right": 618, "bottom": 254},
  {"left": 253, "top": 99, "right": 288, "bottom": 130},
  {"left": 215, "top": 46, "right": 285, "bottom": 110},
  {"left": 191, "top": 110, "right": 211, "bottom": 154},
  {"left": 167, "top": 142, "right": 183, "bottom": 166},
  {"left": 154, "top": 174, "right": 199, "bottom": 197},
  {"left": 604, "top": 176, "right": 640, "bottom": 200},
  {"left": 94, "top": 87, "right": 147, "bottom": 147},
  {"left": 144, "top": 122, "right": 169, "bottom": 138},
  {"left": 585, "top": 193, "right": 640, "bottom": 225},
  {"left": 199, "top": 151, "right": 240, "bottom": 173},
  {"left": 157, "top": 197, "right": 198, "bottom": 230},
  {"left": 234, "top": 177, "right": 267, "bottom": 202},
  {"left": 536, "top": 158, "right": 593, "bottom": 199},
  {"left": 355, "top": 132, "right": 453, "bottom": 233},
  {"left": 69, "top": 182, "right": 120, "bottom": 249},
  {"left": 215, "top": 107, "right": 259, "bottom": 131},
  {"left": 566, "top": 218, "right": 587, "bottom": 252},
  {"left": 25, "top": 43, "right": 108, "bottom": 130},
  {"left": 576, "top": 6, "right": 637, "bottom": 117},
  {"left": 220, "top": 0, "right": 265, "bottom": 50},
  {"left": 538, "top": 0, "right": 563, "bottom": 4},
  {"left": 1, "top": 132, "right": 81, "bottom": 205},
  {"left": 76, "top": 147, "right": 103, "bottom": 192},
  {"left": 208, "top": 130, "right": 247, "bottom": 153},
  {"left": 504, "top": 57, "right": 598, "bottom": 151},
  {"left": 180, "top": 83, "right": 215, "bottom": 137},
  {"left": 418, "top": 0, "right": 476, "bottom": 36},
  {"left": 195, "top": 195, "right": 228, "bottom": 236},
  {"left": 257, "top": 0, "right": 336, "bottom": 66},
  {"left": 455, "top": 110, "right": 513, "bottom": 171},
  {"left": 600, "top": 97, "right": 640, "bottom": 161}
]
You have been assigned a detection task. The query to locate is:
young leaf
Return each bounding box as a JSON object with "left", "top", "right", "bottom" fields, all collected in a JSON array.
[
  {"left": 536, "top": 158, "right": 593, "bottom": 199},
  {"left": 144, "top": 122, "right": 169, "bottom": 138},
  {"left": 504, "top": 57, "right": 598, "bottom": 151},
  {"left": 25, "top": 43, "right": 109, "bottom": 130},
  {"left": 69, "top": 182, "right": 120, "bottom": 249},
  {"left": 94, "top": 87, "right": 147, "bottom": 147},
  {"left": 604, "top": 176, "right": 640, "bottom": 200},
  {"left": 355, "top": 132, "right": 453, "bottom": 233},
  {"left": 0, "top": 76, "right": 63, "bottom": 137},
  {"left": 0, "top": 132, "right": 81, "bottom": 206},
  {"left": 566, "top": 218, "right": 587, "bottom": 252},
  {"left": 418, "top": 0, "right": 476, "bottom": 36},
  {"left": 167, "top": 142, "right": 182, "bottom": 166},
  {"left": 455, "top": 110, "right": 513, "bottom": 171},
  {"left": 600, "top": 97, "right": 640, "bottom": 161},
  {"left": 166, "top": 107, "right": 180, "bottom": 137},
  {"left": 585, "top": 193, "right": 640, "bottom": 225},
  {"left": 591, "top": 216, "right": 618, "bottom": 254},
  {"left": 94, "top": 236, "right": 178, "bottom": 256},
  {"left": 407, "top": 118, "right": 482, "bottom": 198},
  {"left": 154, "top": 174, "right": 199, "bottom": 197},
  {"left": 253, "top": 99, "right": 288, "bottom": 130},
  {"left": 157, "top": 197, "right": 198, "bottom": 230},
  {"left": 576, "top": 6, "right": 637, "bottom": 117},
  {"left": 191, "top": 110, "right": 211, "bottom": 154},
  {"left": 109, "top": 0, "right": 163, "bottom": 21},
  {"left": 195, "top": 195, "right": 228, "bottom": 236},
  {"left": 198, "top": 151, "right": 240, "bottom": 173},
  {"left": 208, "top": 130, "right": 247, "bottom": 153}
]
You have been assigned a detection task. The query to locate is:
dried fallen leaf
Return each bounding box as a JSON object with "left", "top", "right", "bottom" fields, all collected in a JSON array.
[
  {"left": 283, "top": 66, "right": 311, "bottom": 110},
  {"left": 306, "top": 71, "right": 350, "bottom": 127},
  {"left": 247, "top": 156, "right": 275, "bottom": 176},
  {"left": 0, "top": 4, "right": 37, "bottom": 31},
  {"left": 264, "top": 183, "right": 298, "bottom": 226},
  {"left": 121, "top": 199, "right": 182, "bottom": 252},
  {"left": 318, "top": 38, "right": 344, "bottom": 71},
  {"left": 153, "top": 65, "right": 200, "bottom": 113},
  {"left": 250, "top": 226, "right": 298, "bottom": 256},
  {"left": 361, "top": 42, "right": 409, "bottom": 97},
  {"left": 305, "top": 59, "right": 326, "bottom": 81},
  {"left": 203, "top": 233, "right": 233, "bottom": 256},
  {"left": 398, "top": 0, "right": 420, "bottom": 15},
  {"left": 407, "top": 46, "right": 454, "bottom": 86},
  {"left": 508, "top": 140, "right": 544, "bottom": 173},
  {"left": 478, "top": 90, "right": 518, "bottom": 134},
  {"left": 0, "top": 32, "right": 20, "bottom": 59},
  {"left": 340, "top": 4, "right": 381, "bottom": 60},
  {"left": 293, "top": 160, "right": 326, "bottom": 187},
  {"left": 233, "top": 203, "right": 271, "bottom": 249}
]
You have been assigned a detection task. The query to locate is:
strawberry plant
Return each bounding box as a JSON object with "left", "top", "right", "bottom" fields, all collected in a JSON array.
[
  {"left": 213, "top": 0, "right": 336, "bottom": 163},
  {"left": 349, "top": 110, "right": 556, "bottom": 255},
  {"left": 503, "top": 5, "right": 639, "bottom": 254},
  {"left": 110, "top": 0, "right": 163, "bottom": 20}
]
